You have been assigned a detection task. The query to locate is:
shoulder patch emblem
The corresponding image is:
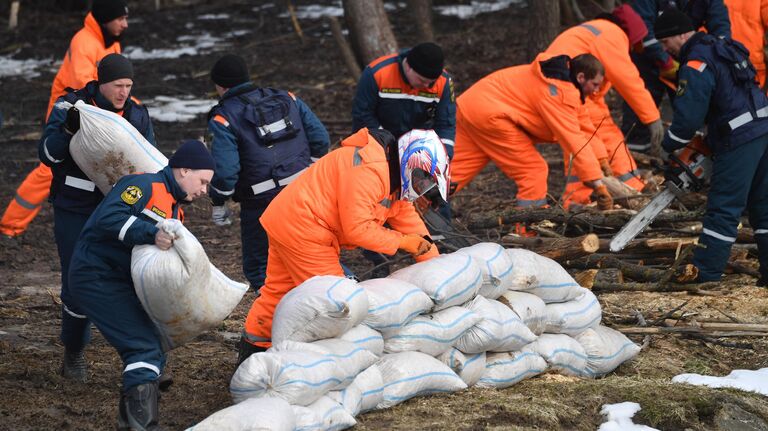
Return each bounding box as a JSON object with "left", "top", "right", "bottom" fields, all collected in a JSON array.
[
  {"left": 150, "top": 206, "right": 167, "bottom": 218},
  {"left": 676, "top": 79, "right": 687, "bottom": 97},
  {"left": 120, "top": 185, "right": 143, "bottom": 205}
]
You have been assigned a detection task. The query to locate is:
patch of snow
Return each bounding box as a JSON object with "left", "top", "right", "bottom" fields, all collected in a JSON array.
[
  {"left": 0, "top": 56, "right": 54, "bottom": 79},
  {"left": 198, "top": 13, "right": 230, "bottom": 20},
  {"left": 280, "top": 4, "right": 343, "bottom": 19},
  {"left": 435, "top": 0, "right": 524, "bottom": 19},
  {"left": 162, "top": 74, "right": 177, "bottom": 81},
  {"left": 146, "top": 96, "right": 218, "bottom": 123},
  {"left": 253, "top": 3, "right": 276, "bottom": 12},
  {"left": 598, "top": 402, "right": 659, "bottom": 431},
  {"left": 185, "top": 22, "right": 195, "bottom": 29},
  {"left": 673, "top": 368, "right": 768, "bottom": 396},
  {"left": 224, "top": 30, "right": 250, "bottom": 38},
  {"left": 124, "top": 33, "right": 225, "bottom": 60}
]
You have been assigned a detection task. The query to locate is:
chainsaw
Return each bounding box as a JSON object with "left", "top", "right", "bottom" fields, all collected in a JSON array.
[{"left": 609, "top": 135, "right": 712, "bottom": 252}]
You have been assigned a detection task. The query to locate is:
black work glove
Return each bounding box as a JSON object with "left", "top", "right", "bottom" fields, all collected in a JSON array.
[
  {"left": 64, "top": 107, "right": 80, "bottom": 135},
  {"left": 664, "top": 161, "right": 685, "bottom": 187}
]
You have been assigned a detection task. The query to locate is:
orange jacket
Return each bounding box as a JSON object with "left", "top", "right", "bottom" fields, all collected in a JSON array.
[
  {"left": 46, "top": 13, "right": 121, "bottom": 118},
  {"left": 457, "top": 54, "right": 603, "bottom": 182},
  {"left": 260, "top": 128, "right": 438, "bottom": 260},
  {"left": 545, "top": 18, "right": 660, "bottom": 125},
  {"left": 725, "top": 0, "right": 768, "bottom": 86}
]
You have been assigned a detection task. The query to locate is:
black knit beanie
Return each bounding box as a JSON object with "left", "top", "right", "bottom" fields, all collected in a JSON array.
[
  {"left": 210, "top": 54, "right": 250, "bottom": 88},
  {"left": 654, "top": 9, "right": 695, "bottom": 39},
  {"left": 91, "top": 0, "right": 129, "bottom": 24},
  {"left": 169, "top": 140, "right": 216, "bottom": 170},
  {"left": 98, "top": 53, "right": 133, "bottom": 83},
  {"left": 406, "top": 43, "right": 444, "bottom": 80}
]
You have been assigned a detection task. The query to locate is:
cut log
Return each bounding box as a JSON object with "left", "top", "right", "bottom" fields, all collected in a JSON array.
[
  {"left": 591, "top": 280, "right": 721, "bottom": 294},
  {"left": 603, "top": 176, "right": 647, "bottom": 210},
  {"left": 594, "top": 268, "right": 624, "bottom": 285},
  {"left": 503, "top": 233, "right": 598, "bottom": 261},
  {"left": 617, "top": 327, "right": 768, "bottom": 337},
  {"left": 574, "top": 269, "right": 598, "bottom": 288},
  {"left": 565, "top": 255, "right": 698, "bottom": 283},
  {"left": 644, "top": 237, "right": 699, "bottom": 250},
  {"left": 662, "top": 320, "right": 768, "bottom": 332}
]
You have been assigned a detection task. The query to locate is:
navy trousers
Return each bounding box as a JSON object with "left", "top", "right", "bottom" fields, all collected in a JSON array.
[
  {"left": 54, "top": 207, "right": 92, "bottom": 352},
  {"left": 694, "top": 134, "right": 768, "bottom": 281},
  {"left": 240, "top": 201, "right": 270, "bottom": 291},
  {"left": 69, "top": 242, "right": 164, "bottom": 390}
]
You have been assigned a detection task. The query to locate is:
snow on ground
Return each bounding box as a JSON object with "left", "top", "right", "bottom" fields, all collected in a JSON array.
[
  {"left": 598, "top": 402, "right": 659, "bottom": 431},
  {"left": 673, "top": 368, "right": 768, "bottom": 396},
  {"left": 198, "top": 13, "right": 230, "bottom": 20},
  {"left": 145, "top": 95, "right": 218, "bottom": 123},
  {"left": 435, "top": 0, "right": 524, "bottom": 19},
  {"left": 124, "top": 32, "right": 226, "bottom": 60},
  {"left": 0, "top": 55, "right": 54, "bottom": 79}
]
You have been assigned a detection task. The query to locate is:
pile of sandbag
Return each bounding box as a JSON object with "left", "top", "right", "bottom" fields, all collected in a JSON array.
[{"left": 191, "top": 243, "right": 640, "bottom": 430}]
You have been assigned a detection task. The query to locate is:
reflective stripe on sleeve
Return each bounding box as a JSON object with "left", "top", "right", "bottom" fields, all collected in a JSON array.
[{"left": 118, "top": 216, "right": 138, "bottom": 242}]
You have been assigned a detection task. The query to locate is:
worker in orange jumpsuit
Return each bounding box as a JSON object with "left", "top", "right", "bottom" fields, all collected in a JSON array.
[
  {"left": 0, "top": 0, "right": 128, "bottom": 238},
  {"left": 237, "top": 128, "right": 448, "bottom": 364},
  {"left": 725, "top": 0, "right": 768, "bottom": 88},
  {"left": 545, "top": 5, "right": 665, "bottom": 207},
  {"left": 451, "top": 53, "right": 614, "bottom": 210}
]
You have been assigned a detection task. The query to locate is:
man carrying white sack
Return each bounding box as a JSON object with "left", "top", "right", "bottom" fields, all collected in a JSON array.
[
  {"left": 38, "top": 53, "right": 155, "bottom": 384},
  {"left": 68, "top": 140, "right": 214, "bottom": 430},
  {"left": 237, "top": 128, "right": 448, "bottom": 364}
]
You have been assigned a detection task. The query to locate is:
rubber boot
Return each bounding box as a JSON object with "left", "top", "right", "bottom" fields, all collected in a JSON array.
[
  {"left": 118, "top": 381, "right": 161, "bottom": 431},
  {"left": 236, "top": 336, "right": 266, "bottom": 367},
  {"left": 60, "top": 349, "right": 87, "bottom": 382}
]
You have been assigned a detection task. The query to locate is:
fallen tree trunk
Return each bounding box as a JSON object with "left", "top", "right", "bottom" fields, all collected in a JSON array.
[
  {"left": 617, "top": 327, "right": 768, "bottom": 337},
  {"left": 503, "top": 233, "right": 598, "bottom": 261},
  {"left": 591, "top": 280, "right": 721, "bottom": 294},
  {"left": 567, "top": 255, "right": 697, "bottom": 283}
]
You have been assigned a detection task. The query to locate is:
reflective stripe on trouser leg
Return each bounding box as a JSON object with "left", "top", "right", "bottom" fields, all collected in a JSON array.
[
  {"left": 244, "top": 234, "right": 345, "bottom": 348},
  {"left": 55, "top": 208, "right": 92, "bottom": 351},
  {"left": 68, "top": 264, "right": 164, "bottom": 390},
  {"left": 0, "top": 163, "right": 52, "bottom": 235}
]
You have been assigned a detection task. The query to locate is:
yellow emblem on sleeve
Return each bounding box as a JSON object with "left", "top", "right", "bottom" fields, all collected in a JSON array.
[{"left": 120, "top": 185, "right": 143, "bottom": 205}]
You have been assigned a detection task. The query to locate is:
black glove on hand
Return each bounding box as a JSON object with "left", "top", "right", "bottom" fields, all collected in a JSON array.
[
  {"left": 64, "top": 107, "right": 80, "bottom": 135},
  {"left": 664, "top": 162, "right": 684, "bottom": 186}
]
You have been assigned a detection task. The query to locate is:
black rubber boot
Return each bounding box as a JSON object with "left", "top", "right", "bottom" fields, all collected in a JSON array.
[
  {"left": 117, "top": 381, "right": 161, "bottom": 431},
  {"left": 60, "top": 349, "right": 87, "bottom": 382},
  {"left": 236, "top": 337, "right": 266, "bottom": 367}
]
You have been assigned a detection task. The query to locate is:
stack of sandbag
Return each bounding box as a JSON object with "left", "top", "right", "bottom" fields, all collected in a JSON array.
[
  {"left": 192, "top": 243, "right": 641, "bottom": 430},
  {"left": 131, "top": 219, "right": 248, "bottom": 351},
  {"left": 64, "top": 99, "right": 167, "bottom": 193}
]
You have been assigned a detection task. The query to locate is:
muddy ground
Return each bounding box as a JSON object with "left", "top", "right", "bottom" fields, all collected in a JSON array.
[{"left": 1, "top": 1, "right": 767, "bottom": 430}]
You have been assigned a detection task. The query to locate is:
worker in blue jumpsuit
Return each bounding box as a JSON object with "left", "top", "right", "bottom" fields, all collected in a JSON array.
[
  {"left": 206, "top": 54, "right": 329, "bottom": 292},
  {"left": 352, "top": 42, "right": 456, "bottom": 276},
  {"left": 624, "top": 0, "right": 730, "bottom": 153},
  {"left": 38, "top": 53, "right": 155, "bottom": 383},
  {"left": 655, "top": 10, "right": 768, "bottom": 284},
  {"left": 68, "top": 140, "right": 215, "bottom": 430}
]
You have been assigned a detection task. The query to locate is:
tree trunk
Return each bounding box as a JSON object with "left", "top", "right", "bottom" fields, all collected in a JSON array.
[
  {"left": 527, "top": 0, "right": 560, "bottom": 61},
  {"left": 328, "top": 16, "right": 361, "bottom": 81},
  {"left": 407, "top": 0, "right": 434, "bottom": 42},
  {"left": 9, "top": 1, "right": 19, "bottom": 30},
  {"left": 343, "top": 0, "right": 399, "bottom": 66}
]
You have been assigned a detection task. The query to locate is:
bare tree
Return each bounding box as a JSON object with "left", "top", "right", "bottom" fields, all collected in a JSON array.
[
  {"left": 343, "top": 0, "right": 399, "bottom": 66},
  {"left": 527, "top": 0, "right": 560, "bottom": 61},
  {"left": 407, "top": 0, "right": 434, "bottom": 42}
]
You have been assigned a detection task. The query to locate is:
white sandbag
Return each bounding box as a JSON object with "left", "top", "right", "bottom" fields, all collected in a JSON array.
[
  {"left": 544, "top": 287, "right": 602, "bottom": 336},
  {"left": 187, "top": 397, "right": 295, "bottom": 431},
  {"left": 291, "top": 405, "right": 322, "bottom": 431},
  {"left": 359, "top": 278, "right": 433, "bottom": 331},
  {"left": 437, "top": 348, "right": 486, "bottom": 387},
  {"left": 575, "top": 325, "right": 641, "bottom": 377},
  {"left": 328, "top": 385, "right": 363, "bottom": 417},
  {"left": 230, "top": 350, "right": 344, "bottom": 406},
  {"left": 455, "top": 296, "right": 537, "bottom": 353},
  {"left": 131, "top": 219, "right": 247, "bottom": 350},
  {"left": 65, "top": 100, "right": 167, "bottom": 194},
  {"left": 376, "top": 352, "right": 467, "bottom": 410},
  {"left": 339, "top": 325, "right": 384, "bottom": 357},
  {"left": 312, "top": 339, "right": 378, "bottom": 388},
  {"left": 497, "top": 291, "right": 547, "bottom": 335},
  {"left": 476, "top": 351, "right": 548, "bottom": 389},
  {"left": 523, "top": 334, "right": 587, "bottom": 377},
  {"left": 457, "top": 242, "right": 515, "bottom": 298},
  {"left": 302, "top": 396, "right": 357, "bottom": 431},
  {"left": 389, "top": 252, "right": 482, "bottom": 310},
  {"left": 350, "top": 365, "right": 384, "bottom": 413},
  {"left": 382, "top": 306, "right": 481, "bottom": 356},
  {"left": 271, "top": 275, "right": 368, "bottom": 344},
  {"left": 505, "top": 248, "right": 582, "bottom": 302}
]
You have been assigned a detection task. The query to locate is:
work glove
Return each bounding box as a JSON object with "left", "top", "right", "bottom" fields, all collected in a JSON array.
[
  {"left": 211, "top": 205, "right": 232, "bottom": 226},
  {"left": 593, "top": 184, "right": 613, "bottom": 210},
  {"left": 647, "top": 119, "right": 664, "bottom": 157},
  {"left": 398, "top": 234, "right": 432, "bottom": 256},
  {"left": 598, "top": 158, "right": 613, "bottom": 177},
  {"left": 659, "top": 57, "right": 680, "bottom": 81},
  {"left": 64, "top": 107, "right": 80, "bottom": 135}
]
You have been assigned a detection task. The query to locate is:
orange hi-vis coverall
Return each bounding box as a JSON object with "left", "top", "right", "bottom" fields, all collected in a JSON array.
[
  {"left": 725, "top": 0, "right": 768, "bottom": 87},
  {"left": 242, "top": 128, "right": 439, "bottom": 348},
  {"left": 451, "top": 54, "right": 604, "bottom": 207},
  {"left": 545, "top": 18, "right": 660, "bottom": 205},
  {"left": 0, "top": 13, "right": 120, "bottom": 237}
]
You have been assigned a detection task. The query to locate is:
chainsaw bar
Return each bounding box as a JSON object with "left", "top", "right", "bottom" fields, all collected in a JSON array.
[{"left": 609, "top": 188, "right": 677, "bottom": 252}]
